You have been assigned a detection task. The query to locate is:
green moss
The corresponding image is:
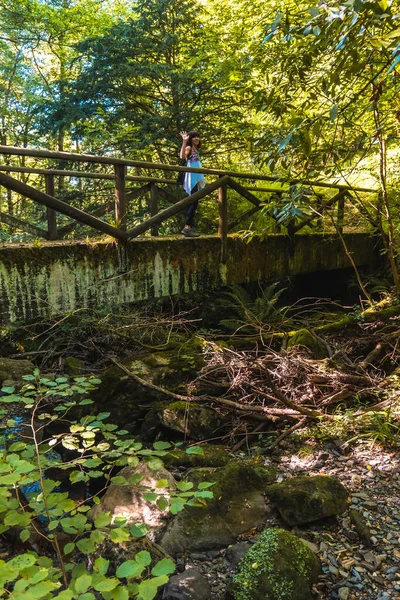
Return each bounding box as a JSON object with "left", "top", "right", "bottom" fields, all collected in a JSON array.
[
  {"left": 265, "top": 475, "right": 349, "bottom": 526},
  {"left": 162, "top": 445, "right": 231, "bottom": 468},
  {"left": 286, "top": 329, "right": 327, "bottom": 359},
  {"left": 186, "top": 460, "right": 276, "bottom": 515},
  {"left": 233, "top": 528, "right": 320, "bottom": 600}
]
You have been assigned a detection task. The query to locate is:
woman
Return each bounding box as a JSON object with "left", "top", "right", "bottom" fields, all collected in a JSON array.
[{"left": 179, "top": 130, "right": 206, "bottom": 237}]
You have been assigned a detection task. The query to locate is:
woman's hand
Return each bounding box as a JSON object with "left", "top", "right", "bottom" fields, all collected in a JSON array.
[{"left": 180, "top": 130, "right": 189, "bottom": 142}]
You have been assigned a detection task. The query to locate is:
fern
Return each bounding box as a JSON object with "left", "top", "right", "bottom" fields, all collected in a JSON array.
[{"left": 217, "top": 283, "right": 288, "bottom": 334}]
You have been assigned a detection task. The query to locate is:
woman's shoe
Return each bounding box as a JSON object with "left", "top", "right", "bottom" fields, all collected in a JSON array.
[{"left": 182, "top": 228, "right": 200, "bottom": 237}]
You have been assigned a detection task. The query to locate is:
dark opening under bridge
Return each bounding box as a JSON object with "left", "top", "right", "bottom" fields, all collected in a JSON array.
[{"left": 0, "top": 146, "right": 379, "bottom": 323}]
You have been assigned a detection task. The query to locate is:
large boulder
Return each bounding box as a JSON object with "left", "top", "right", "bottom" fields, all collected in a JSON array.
[
  {"left": 159, "top": 460, "right": 276, "bottom": 556},
  {"left": 141, "top": 401, "right": 228, "bottom": 442},
  {"left": 265, "top": 475, "right": 349, "bottom": 526},
  {"left": 88, "top": 462, "right": 176, "bottom": 539},
  {"left": 232, "top": 528, "right": 321, "bottom": 600},
  {"left": 0, "top": 358, "right": 34, "bottom": 384}
]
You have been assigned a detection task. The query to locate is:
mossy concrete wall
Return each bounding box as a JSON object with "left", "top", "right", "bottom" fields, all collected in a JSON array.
[{"left": 0, "top": 233, "right": 378, "bottom": 323}]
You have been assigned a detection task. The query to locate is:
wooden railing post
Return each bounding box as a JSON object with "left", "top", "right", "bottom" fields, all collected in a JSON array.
[
  {"left": 218, "top": 178, "right": 228, "bottom": 263},
  {"left": 150, "top": 183, "right": 159, "bottom": 236},
  {"left": 45, "top": 174, "right": 57, "bottom": 240},
  {"left": 337, "top": 191, "right": 345, "bottom": 235},
  {"left": 114, "top": 164, "right": 127, "bottom": 231}
]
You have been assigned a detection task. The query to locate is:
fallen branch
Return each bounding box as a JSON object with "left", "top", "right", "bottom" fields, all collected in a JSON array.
[{"left": 267, "top": 417, "right": 309, "bottom": 450}]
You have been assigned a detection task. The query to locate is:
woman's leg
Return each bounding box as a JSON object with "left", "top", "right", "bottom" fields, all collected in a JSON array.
[{"left": 184, "top": 183, "right": 199, "bottom": 227}]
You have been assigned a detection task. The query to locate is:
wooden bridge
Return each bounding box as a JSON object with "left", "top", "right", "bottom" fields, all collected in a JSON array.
[
  {"left": 0, "top": 146, "right": 380, "bottom": 323},
  {"left": 0, "top": 145, "right": 378, "bottom": 263}
]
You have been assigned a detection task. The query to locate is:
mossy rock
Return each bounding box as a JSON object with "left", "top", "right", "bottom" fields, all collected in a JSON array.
[
  {"left": 141, "top": 400, "right": 228, "bottom": 442},
  {"left": 159, "top": 460, "right": 276, "bottom": 555},
  {"left": 265, "top": 475, "right": 349, "bottom": 526},
  {"left": 162, "top": 444, "right": 231, "bottom": 468},
  {"left": 64, "top": 356, "right": 83, "bottom": 376},
  {"left": 0, "top": 358, "right": 35, "bottom": 384},
  {"left": 232, "top": 528, "right": 321, "bottom": 600},
  {"left": 286, "top": 329, "right": 327, "bottom": 359}
]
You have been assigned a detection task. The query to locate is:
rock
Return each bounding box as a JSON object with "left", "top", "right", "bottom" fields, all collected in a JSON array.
[
  {"left": 162, "top": 568, "right": 211, "bottom": 600},
  {"left": 265, "top": 475, "right": 349, "bottom": 526},
  {"left": 159, "top": 460, "right": 276, "bottom": 556},
  {"left": 88, "top": 462, "right": 176, "bottom": 539},
  {"left": 163, "top": 445, "right": 231, "bottom": 469},
  {"left": 338, "top": 587, "right": 350, "bottom": 600},
  {"left": 92, "top": 339, "right": 205, "bottom": 434},
  {"left": 142, "top": 401, "right": 228, "bottom": 442},
  {"left": 286, "top": 329, "right": 328, "bottom": 359},
  {"left": 0, "top": 358, "right": 34, "bottom": 384},
  {"left": 64, "top": 356, "right": 83, "bottom": 375},
  {"left": 232, "top": 528, "right": 320, "bottom": 600},
  {"left": 225, "top": 542, "right": 252, "bottom": 570}
]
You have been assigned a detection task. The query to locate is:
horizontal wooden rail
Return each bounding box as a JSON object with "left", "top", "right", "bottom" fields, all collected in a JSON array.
[
  {"left": 0, "top": 171, "right": 127, "bottom": 241},
  {"left": 0, "top": 145, "right": 378, "bottom": 193},
  {"left": 0, "top": 164, "right": 176, "bottom": 185},
  {"left": 0, "top": 212, "right": 48, "bottom": 239}
]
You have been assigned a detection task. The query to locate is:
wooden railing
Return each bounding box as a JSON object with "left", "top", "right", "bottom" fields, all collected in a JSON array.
[{"left": 0, "top": 145, "right": 378, "bottom": 260}]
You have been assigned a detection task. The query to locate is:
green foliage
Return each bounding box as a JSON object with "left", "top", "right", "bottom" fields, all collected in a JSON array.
[
  {"left": 0, "top": 371, "right": 213, "bottom": 598},
  {"left": 217, "top": 283, "right": 288, "bottom": 334}
]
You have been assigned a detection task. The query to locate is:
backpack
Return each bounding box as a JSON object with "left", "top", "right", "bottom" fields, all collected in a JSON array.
[{"left": 177, "top": 158, "right": 187, "bottom": 186}]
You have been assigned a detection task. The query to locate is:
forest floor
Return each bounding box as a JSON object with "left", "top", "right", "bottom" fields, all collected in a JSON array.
[
  {"left": 2, "top": 289, "right": 400, "bottom": 600},
  {"left": 184, "top": 436, "right": 400, "bottom": 600}
]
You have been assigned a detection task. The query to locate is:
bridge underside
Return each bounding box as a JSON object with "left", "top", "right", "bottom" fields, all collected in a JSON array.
[{"left": 0, "top": 233, "right": 378, "bottom": 324}]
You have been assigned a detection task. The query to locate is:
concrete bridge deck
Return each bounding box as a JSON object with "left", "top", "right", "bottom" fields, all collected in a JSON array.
[{"left": 0, "top": 233, "right": 378, "bottom": 324}]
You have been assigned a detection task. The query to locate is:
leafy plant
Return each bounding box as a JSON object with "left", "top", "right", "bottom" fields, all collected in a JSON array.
[
  {"left": 0, "top": 371, "right": 213, "bottom": 599},
  {"left": 217, "top": 283, "right": 288, "bottom": 335}
]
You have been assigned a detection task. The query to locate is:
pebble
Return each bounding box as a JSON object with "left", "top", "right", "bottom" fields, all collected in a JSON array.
[{"left": 339, "top": 587, "right": 350, "bottom": 600}]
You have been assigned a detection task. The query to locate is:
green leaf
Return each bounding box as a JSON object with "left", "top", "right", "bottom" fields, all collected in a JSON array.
[
  {"left": 176, "top": 481, "right": 193, "bottom": 492},
  {"left": 116, "top": 560, "right": 144, "bottom": 579},
  {"left": 169, "top": 498, "right": 186, "bottom": 515},
  {"left": 197, "top": 482, "right": 215, "bottom": 489},
  {"left": 76, "top": 538, "right": 96, "bottom": 554},
  {"left": 147, "top": 458, "right": 163, "bottom": 471},
  {"left": 195, "top": 490, "right": 213, "bottom": 499},
  {"left": 130, "top": 523, "right": 150, "bottom": 538},
  {"left": 94, "top": 512, "right": 112, "bottom": 528},
  {"left": 93, "top": 577, "right": 119, "bottom": 592},
  {"left": 111, "top": 586, "right": 129, "bottom": 600},
  {"left": 153, "top": 441, "right": 171, "bottom": 450},
  {"left": 185, "top": 446, "right": 204, "bottom": 456},
  {"left": 138, "top": 576, "right": 168, "bottom": 600},
  {"left": 64, "top": 543, "right": 75, "bottom": 555},
  {"left": 135, "top": 551, "right": 151, "bottom": 566},
  {"left": 155, "top": 479, "right": 169, "bottom": 489},
  {"left": 0, "top": 395, "right": 23, "bottom": 403},
  {"left": 8, "top": 553, "right": 36, "bottom": 571},
  {"left": 1, "top": 386, "right": 15, "bottom": 394},
  {"left": 151, "top": 558, "right": 176, "bottom": 577},
  {"left": 75, "top": 574, "right": 92, "bottom": 594},
  {"left": 156, "top": 496, "right": 169, "bottom": 511},
  {"left": 96, "top": 412, "right": 110, "bottom": 420},
  {"left": 20, "top": 529, "right": 30, "bottom": 542},
  {"left": 109, "top": 528, "right": 130, "bottom": 543},
  {"left": 94, "top": 557, "right": 109, "bottom": 576}
]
